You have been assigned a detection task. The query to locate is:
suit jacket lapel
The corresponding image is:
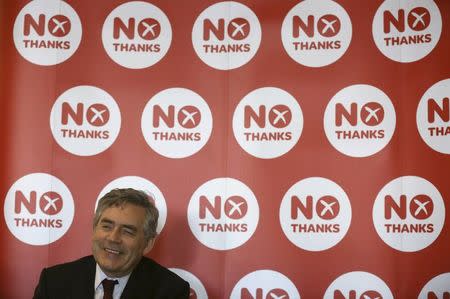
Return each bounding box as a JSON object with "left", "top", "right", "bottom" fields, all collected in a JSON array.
[
  {"left": 72, "top": 256, "right": 96, "bottom": 299},
  {"left": 121, "top": 258, "right": 153, "bottom": 299},
  {"left": 121, "top": 266, "right": 141, "bottom": 299}
]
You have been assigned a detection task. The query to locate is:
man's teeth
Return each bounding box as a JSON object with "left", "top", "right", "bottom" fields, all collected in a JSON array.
[{"left": 105, "top": 248, "right": 120, "bottom": 254}]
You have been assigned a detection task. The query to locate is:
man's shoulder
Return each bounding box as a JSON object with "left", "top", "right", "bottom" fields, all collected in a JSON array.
[
  {"left": 33, "top": 255, "right": 96, "bottom": 297},
  {"left": 136, "top": 257, "right": 187, "bottom": 284},
  {"left": 127, "top": 257, "right": 189, "bottom": 297},
  {"left": 44, "top": 255, "right": 95, "bottom": 276}
]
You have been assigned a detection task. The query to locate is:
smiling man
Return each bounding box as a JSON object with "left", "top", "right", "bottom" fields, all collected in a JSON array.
[{"left": 33, "top": 188, "right": 189, "bottom": 299}]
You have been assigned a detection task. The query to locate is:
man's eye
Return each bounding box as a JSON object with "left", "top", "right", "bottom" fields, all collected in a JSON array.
[
  {"left": 101, "top": 224, "right": 112, "bottom": 230},
  {"left": 123, "top": 229, "right": 135, "bottom": 236}
]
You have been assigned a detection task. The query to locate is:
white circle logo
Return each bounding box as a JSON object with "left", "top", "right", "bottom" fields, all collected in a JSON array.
[
  {"left": 417, "top": 78, "right": 450, "bottom": 154},
  {"left": 50, "top": 85, "right": 121, "bottom": 156},
  {"left": 373, "top": 176, "right": 445, "bottom": 252},
  {"left": 233, "top": 87, "right": 303, "bottom": 159},
  {"left": 372, "top": 0, "right": 442, "bottom": 63},
  {"left": 280, "top": 177, "right": 351, "bottom": 251},
  {"left": 192, "top": 1, "right": 261, "bottom": 70},
  {"left": 4, "top": 173, "right": 74, "bottom": 246},
  {"left": 13, "top": 0, "right": 82, "bottom": 65},
  {"left": 281, "top": 0, "right": 352, "bottom": 67},
  {"left": 324, "top": 84, "right": 396, "bottom": 157},
  {"left": 187, "top": 178, "right": 259, "bottom": 250},
  {"left": 230, "top": 270, "right": 301, "bottom": 299},
  {"left": 418, "top": 273, "right": 450, "bottom": 299},
  {"left": 324, "top": 271, "right": 393, "bottom": 299},
  {"left": 102, "top": 1, "right": 172, "bottom": 69},
  {"left": 169, "top": 268, "right": 208, "bottom": 299},
  {"left": 96, "top": 176, "right": 167, "bottom": 234},
  {"left": 141, "top": 88, "right": 213, "bottom": 159}
]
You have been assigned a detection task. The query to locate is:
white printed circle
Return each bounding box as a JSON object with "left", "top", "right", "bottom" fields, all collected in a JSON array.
[
  {"left": 372, "top": 0, "right": 442, "bottom": 63},
  {"left": 324, "top": 84, "right": 396, "bottom": 157},
  {"left": 4, "top": 173, "right": 74, "bottom": 245},
  {"left": 96, "top": 176, "right": 167, "bottom": 234},
  {"left": 324, "top": 271, "right": 393, "bottom": 299},
  {"left": 281, "top": 0, "right": 352, "bottom": 67},
  {"left": 192, "top": 1, "right": 261, "bottom": 70},
  {"left": 141, "top": 88, "right": 213, "bottom": 159},
  {"left": 233, "top": 87, "right": 303, "bottom": 159},
  {"left": 279, "top": 177, "right": 351, "bottom": 251},
  {"left": 13, "top": 0, "right": 82, "bottom": 65},
  {"left": 50, "top": 85, "right": 121, "bottom": 156},
  {"left": 417, "top": 79, "right": 450, "bottom": 154},
  {"left": 102, "top": 1, "right": 172, "bottom": 69},
  {"left": 230, "top": 270, "right": 301, "bottom": 299},
  {"left": 372, "top": 176, "right": 445, "bottom": 252},
  {"left": 418, "top": 273, "right": 450, "bottom": 299},
  {"left": 187, "top": 178, "right": 259, "bottom": 251}
]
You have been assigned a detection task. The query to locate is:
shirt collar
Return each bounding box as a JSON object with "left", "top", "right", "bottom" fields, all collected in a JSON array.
[{"left": 94, "top": 264, "right": 131, "bottom": 292}]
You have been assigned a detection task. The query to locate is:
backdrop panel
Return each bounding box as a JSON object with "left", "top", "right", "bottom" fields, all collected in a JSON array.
[{"left": 1, "top": 1, "right": 450, "bottom": 298}]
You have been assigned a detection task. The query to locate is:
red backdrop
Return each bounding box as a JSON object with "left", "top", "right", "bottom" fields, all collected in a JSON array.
[{"left": 1, "top": 0, "right": 450, "bottom": 298}]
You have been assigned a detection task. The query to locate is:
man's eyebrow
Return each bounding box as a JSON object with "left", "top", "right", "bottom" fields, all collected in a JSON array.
[
  {"left": 100, "top": 218, "right": 138, "bottom": 231},
  {"left": 99, "top": 218, "right": 114, "bottom": 224},
  {"left": 122, "top": 224, "right": 138, "bottom": 232}
]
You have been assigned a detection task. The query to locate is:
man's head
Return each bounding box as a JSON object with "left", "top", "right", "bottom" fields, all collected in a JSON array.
[{"left": 92, "top": 188, "right": 159, "bottom": 278}]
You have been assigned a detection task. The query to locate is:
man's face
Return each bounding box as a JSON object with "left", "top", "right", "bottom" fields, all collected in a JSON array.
[{"left": 92, "top": 203, "right": 154, "bottom": 278}]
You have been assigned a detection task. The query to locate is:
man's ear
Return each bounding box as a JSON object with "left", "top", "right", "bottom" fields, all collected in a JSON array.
[{"left": 143, "top": 237, "right": 156, "bottom": 255}]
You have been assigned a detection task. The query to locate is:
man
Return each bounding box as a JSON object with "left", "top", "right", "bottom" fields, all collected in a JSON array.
[{"left": 33, "top": 188, "right": 190, "bottom": 299}]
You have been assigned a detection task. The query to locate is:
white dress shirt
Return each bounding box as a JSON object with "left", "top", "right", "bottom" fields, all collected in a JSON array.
[{"left": 94, "top": 264, "right": 131, "bottom": 299}]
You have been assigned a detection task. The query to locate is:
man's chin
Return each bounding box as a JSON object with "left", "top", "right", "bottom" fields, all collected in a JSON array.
[{"left": 98, "top": 261, "right": 125, "bottom": 277}]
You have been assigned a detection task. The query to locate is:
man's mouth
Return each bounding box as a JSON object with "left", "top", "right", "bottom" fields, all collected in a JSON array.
[{"left": 104, "top": 247, "right": 121, "bottom": 255}]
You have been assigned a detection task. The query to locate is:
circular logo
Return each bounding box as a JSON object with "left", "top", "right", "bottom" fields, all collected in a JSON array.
[
  {"left": 4, "top": 173, "right": 74, "bottom": 246},
  {"left": 96, "top": 176, "right": 167, "bottom": 234},
  {"left": 187, "top": 178, "right": 259, "bottom": 250},
  {"left": 417, "top": 78, "right": 450, "bottom": 154},
  {"left": 324, "top": 271, "right": 393, "bottom": 299},
  {"left": 324, "top": 84, "right": 396, "bottom": 157},
  {"left": 418, "top": 273, "right": 450, "bottom": 299},
  {"left": 13, "top": 0, "right": 82, "bottom": 65},
  {"left": 169, "top": 268, "right": 208, "bottom": 299},
  {"left": 372, "top": 0, "right": 442, "bottom": 63},
  {"left": 192, "top": 1, "right": 261, "bottom": 70},
  {"left": 279, "top": 177, "right": 351, "bottom": 251},
  {"left": 230, "top": 270, "right": 301, "bottom": 299},
  {"left": 141, "top": 88, "right": 213, "bottom": 159},
  {"left": 372, "top": 176, "right": 445, "bottom": 252},
  {"left": 50, "top": 85, "right": 121, "bottom": 156},
  {"left": 233, "top": 87, "right": 303, "bottom": 159},
  {"left": 281, "top": 0, "right": 352, "bottom": 67},
  {"left": 102, "top": 1, "right": 172, "bottom": 69}
]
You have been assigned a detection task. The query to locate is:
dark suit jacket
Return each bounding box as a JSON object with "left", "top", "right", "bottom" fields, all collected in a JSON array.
[{"left": 33, "top": 255, "right": 190, "bottom": 299}]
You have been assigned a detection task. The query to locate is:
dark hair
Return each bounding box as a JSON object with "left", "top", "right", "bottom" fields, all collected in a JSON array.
[{"left": 93, "top": 188, "right": 159, "bottom": 240}]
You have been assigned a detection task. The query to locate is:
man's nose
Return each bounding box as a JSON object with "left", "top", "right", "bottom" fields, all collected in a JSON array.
[{"left": 107, "top": 227, "right": 122, "bottom": 243}]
